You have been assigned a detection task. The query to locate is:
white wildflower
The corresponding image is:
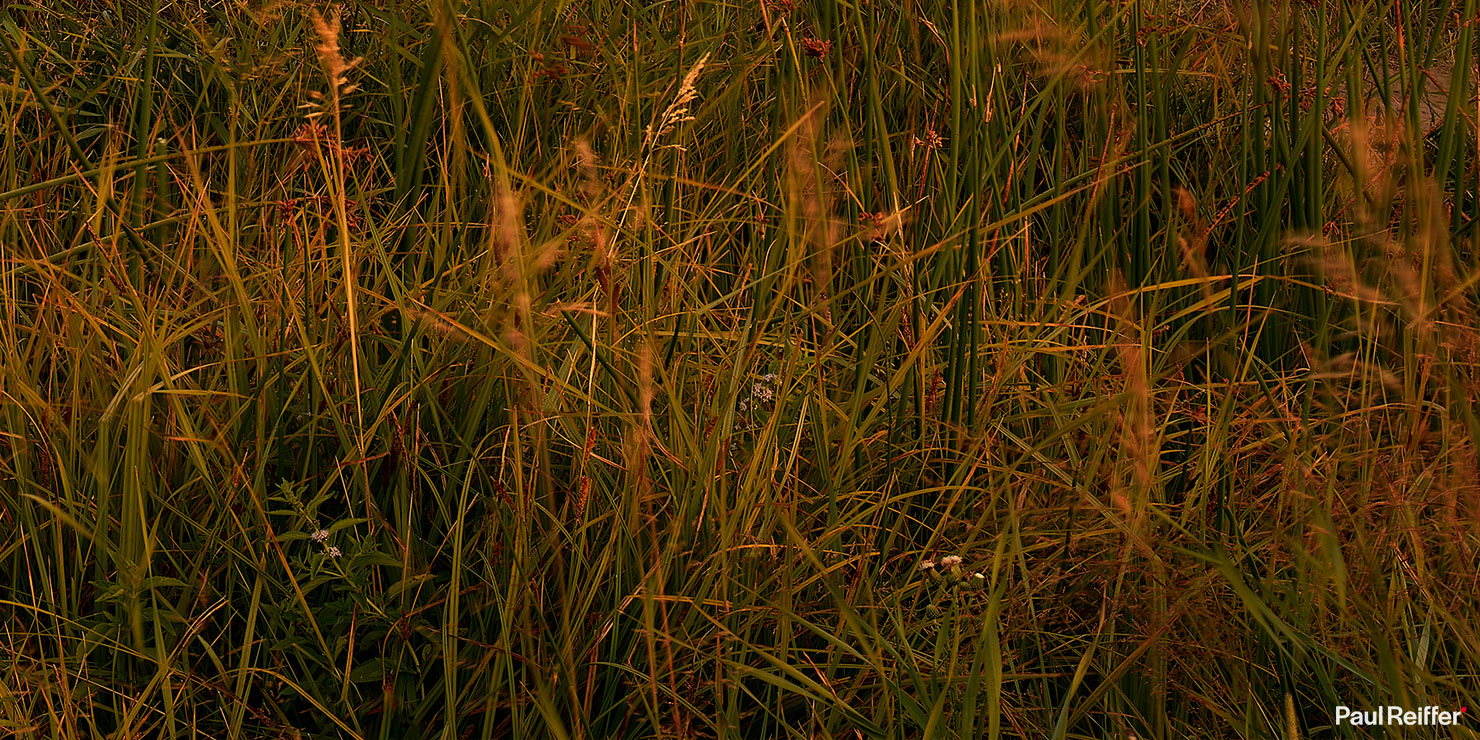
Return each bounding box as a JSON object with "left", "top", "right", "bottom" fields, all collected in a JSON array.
[
  {"left": 752, "top": 373, "right": 778, "bottom": 403},
  {"left": 310, "top": 529, "right": 330, "bottom": 543},
  {"left": 940, "top": 555, "right": 962, "bottom": 568},
  {"left": 326, "top": 546, "right": 342, "bottom": 558}
]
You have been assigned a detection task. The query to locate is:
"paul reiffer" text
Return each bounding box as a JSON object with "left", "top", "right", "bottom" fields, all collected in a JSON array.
[{"left": 1335, "top": 706, "right": 1467, "bottom": 726}]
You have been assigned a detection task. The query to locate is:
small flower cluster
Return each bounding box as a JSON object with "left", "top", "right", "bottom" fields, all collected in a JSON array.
[
  {"left": 270, "top": 481, "right": 345, "bottom": 561},
  {"left": 918, "top": 554, "right": 985, "bottom": 590},
  {"left": 752, "top": 374, "right": 777, "bottom": 403},
  {"left": 738, "top": 373, "right": 779, "bottom": 413},
  {"left": 731, "top": 372, "right": 782, "bottom": 457},
  {"left": 311, "top": 528, "right": 341, "bottom": 558}
]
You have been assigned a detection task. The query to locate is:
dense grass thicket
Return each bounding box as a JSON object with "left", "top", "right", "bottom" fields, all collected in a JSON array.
[{"left": 2, "top": 0, "right": 1478, "bottom": 737}]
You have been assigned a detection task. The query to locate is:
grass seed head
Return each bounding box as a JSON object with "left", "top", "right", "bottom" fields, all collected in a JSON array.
[{"left": 309, "top": 7, "right": 362, "bottom": 96}]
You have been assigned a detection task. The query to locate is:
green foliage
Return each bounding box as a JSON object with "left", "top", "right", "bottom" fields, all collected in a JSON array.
[{"left": 1, "top": 0, "right": 1478, "bottom": 738}]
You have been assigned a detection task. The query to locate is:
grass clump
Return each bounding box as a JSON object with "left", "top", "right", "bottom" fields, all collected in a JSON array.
[{"left": 1, "top": 0, "right": 1477, "bottom": 738}]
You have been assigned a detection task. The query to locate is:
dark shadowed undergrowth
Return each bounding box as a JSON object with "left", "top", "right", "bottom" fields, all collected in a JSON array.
[{"left": 1, "top": 0, "right": 1478, "bottom": 738}]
